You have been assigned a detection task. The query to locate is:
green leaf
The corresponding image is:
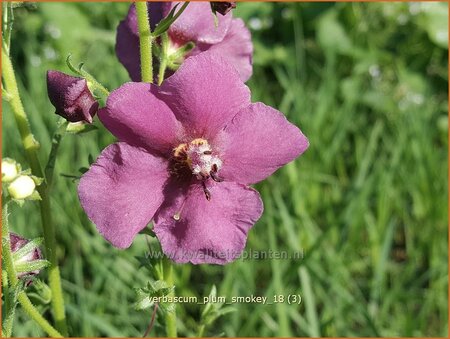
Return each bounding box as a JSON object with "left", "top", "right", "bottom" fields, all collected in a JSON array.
[
  {"left": 200, "top": 285, "right": 235, "bottom": 326},
  {"left": 2, "top": 280, "right": 24, "bottom": 336},
  {"left": 25, "top": 190, "right": 42, "bottom": 201},
  {"left": 201, "top": 285, "right": 217, "bottom": 318},
  {"left": 134, "top": 280, "right": 175, "bottom": 311},
  {"left": 15, "top": 259, "right": 50, "bottom": 274},
  {"left": 78, "top": 167, "right": 89, "bottom": 174},
  {"left": 152, "top": 2, "right": 189, "bottom": 37},
  {"left": 26, "top": 279, "right": 52, "bottom": 305},
  {"left": 59, "top": 173, "right": 81, "bottom": 181}
]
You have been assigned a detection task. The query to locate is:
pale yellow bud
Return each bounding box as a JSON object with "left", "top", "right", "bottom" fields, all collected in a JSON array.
[
  {"left": 2, "top": 158, "right": 19, "bottom": 182},
  {"left": 8, "top": 175, "right": 36, "bottom": 200}
]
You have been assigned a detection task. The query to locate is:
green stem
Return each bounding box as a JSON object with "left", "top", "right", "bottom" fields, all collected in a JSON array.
[
  {"left": 2, "top": 200, "right": 15, "bottom": 337},
  {"left": 45, "top": 120, "right": 67, "bottom": 189},
  {"left": 2, "top": 44, "right": 68, "bottom": 336},
  {"left": 163, "top": 258, "right": 177, "bottom": 337},
  {"left": 82, "top": 73, "right": 109, "bottom": 97},
  {"left": 2, "top": 201, "right": 63, "bottom": 338},
  {"left": 66, "top": 55, "right": 109, "bottom": 97},
  {"left": 136, "top": 1, "right": 153, "bottom": 83},
  {"left": 17, "top": 291, "right": 63, "bottom": 337},
  {"left": 197, "top": 324, "right": 205, "bottom": 337}
]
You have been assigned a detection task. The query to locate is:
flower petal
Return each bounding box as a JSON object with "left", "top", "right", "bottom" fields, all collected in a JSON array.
[
  {"left": 115, "top": 15, "right": 141, "bottom": 81},
  {"left": 167, "top": 2, "right": 232, "bottom": 45},
  {"left": 153, "top": 181, "right": 263, "bottom": 264},
  {"left": 98, "top": 82, "right": 183, "bottom": 155},
  {"left": 115, "top": 3, "right": 166, "bottom": 81},
  {"left": 78, "top": 143, "right": 169, "bottom": 248},
  {"left": 191, "top": 18, "right": 253, "bottom": 82},
  {"left": 219, "top": 102, "right": 309, "bottom": 185},
  {"left": 158, "top": 51, "right": 250, "bottom": 138}
]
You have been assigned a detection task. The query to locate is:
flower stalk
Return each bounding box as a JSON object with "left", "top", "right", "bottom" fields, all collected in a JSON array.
[
  {"left": 135, "top": 4, "right": 177, "bottom": 336},
  {"left": 163, "top": 258, "right": 177, "bottom": 337},
  {"left": 2, "top": 44, "right": 68, "bottom": 336},
  {"left": 136, "top": 1, "right": 153, "bottom": 83}
]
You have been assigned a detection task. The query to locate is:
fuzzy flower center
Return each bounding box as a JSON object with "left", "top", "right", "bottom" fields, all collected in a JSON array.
[{"left": 173, "top": 138, "right": 223, "bottom": 181}]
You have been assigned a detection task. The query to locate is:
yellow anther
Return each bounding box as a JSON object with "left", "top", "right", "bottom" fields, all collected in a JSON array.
[
  {"left": 173, "top": 143, "right": 187, "bottom": 157},
  {"left": 190, "top": 138, "right": 207, "bottom": 146}
]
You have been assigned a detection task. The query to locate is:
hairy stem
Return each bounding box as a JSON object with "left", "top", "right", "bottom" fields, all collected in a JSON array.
[
  {"left": 1, "top": 44, "right": 68, "bottom": 336},
  {"left": 17, "top": 292, "right": 63, "bottom": 337},
  {"left": 2, "top": 200, "right": 15, "bottom": 337},
  {"left": 163, "top": 258, "right": 177, "bottom": 337},
  {"left": 136, "top": 1, "right": 153, "bottom": 83}
]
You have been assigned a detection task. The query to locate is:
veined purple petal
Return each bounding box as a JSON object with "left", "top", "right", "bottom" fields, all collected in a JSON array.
[
  {"left": 191, "top": 18, "right": 253, "bottom": 82},
  {"left": 153, "top": 181, "right": 263, "bottom": 264},
  {"left": 219, "top": 102, "right": 309, "bottom": 185},
  {"left": 98, "top": 82, "right": 184, "bottom": 155},
  {"left": 158, "top": 51, "right": 250, "bottom": 139},
  {"left": 78, "top": 143, "right": 169, "bottom": 248}
]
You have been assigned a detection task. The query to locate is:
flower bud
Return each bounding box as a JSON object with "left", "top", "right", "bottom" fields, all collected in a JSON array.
[
  {"left": 2, "top": 158, "right": 20, "bottom": 183},
  {"left": 47, "top": 70, "right": 99, "bottom": 123},
  {"left": 8, "top": 175, "right": 36, "bottom": 200},
  {"left": 10, "top": 233, "right": 43, "bottom": 278},
  {"left": 210, "top": 2, "right": 236, "bottom": 15}
]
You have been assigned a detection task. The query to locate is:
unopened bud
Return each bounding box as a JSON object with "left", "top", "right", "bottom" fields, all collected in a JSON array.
[
  {"left": 47, "top": 70, "right": 99, "bottom": 123},
  {"left": 210, "top": 2, "right": 236, "bottom": 16},
  {"left": 2, "top": 158, "right": 20, "bottom": 182},
  {"left": 10, "top": 233, "right": 44, "bottom": 279},
  {"left": 8, "top": 175, "right": 36, "bottom": 200}
]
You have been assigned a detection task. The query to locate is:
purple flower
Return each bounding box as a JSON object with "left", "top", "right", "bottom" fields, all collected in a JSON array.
[
  {"left": 10, "top": 233, "right": 43, "bottom": 278},
  {"left": 116, "top": 2, "right": 253, "bottom": 82},
  {"left": 47, "top": 70, "right": 99, "bottom": 123},
  {"left": 78, "top": 52, "right": 308, "bottom": 264}
]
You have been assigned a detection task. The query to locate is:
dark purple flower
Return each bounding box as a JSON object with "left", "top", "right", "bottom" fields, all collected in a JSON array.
[
  {"left": 78, "top": 52, "right": 308, "bottom": 264},
  {"left": 10, "top": 233, "right": 43, "bottom": 278},
  {"left": 116, "top": 2, "right": 253, "bottom": 82},
  {"left": 211, "top": 2, "right": 236, "bottom": 16},
  {"left": 47, "top": 70, "right": 99, "bottom": 123}
]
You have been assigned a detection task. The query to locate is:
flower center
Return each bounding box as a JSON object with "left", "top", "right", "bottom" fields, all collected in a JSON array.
[{"left": 173, "top": 138, "right": 223, "bottom": 181}]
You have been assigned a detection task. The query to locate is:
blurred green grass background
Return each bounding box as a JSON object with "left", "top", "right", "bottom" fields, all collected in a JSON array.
[{"left": 2, "top": 2, "right": 448, "bottom": 337}]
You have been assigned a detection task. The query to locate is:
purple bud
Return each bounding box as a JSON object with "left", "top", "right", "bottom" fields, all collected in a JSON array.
[
  {"left": 210, "top": 2, "right": 236, "bottom": 16},
  {"left": 10, "top": 232, "right": 43, "bottom": 278},
  {"left": 47, "top": 70, "right": 99, "bottom": 123}
]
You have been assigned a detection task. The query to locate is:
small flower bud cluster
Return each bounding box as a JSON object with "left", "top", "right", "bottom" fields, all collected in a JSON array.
[{"left": 2, "top": 158, "right": 42, "bottom": 201}]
